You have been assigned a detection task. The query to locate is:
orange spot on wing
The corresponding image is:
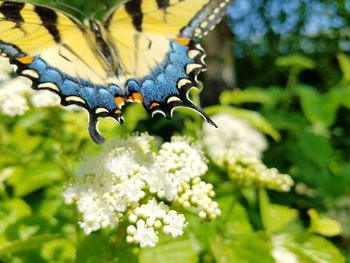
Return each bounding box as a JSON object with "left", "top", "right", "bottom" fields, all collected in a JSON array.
[
  {"left": 115, "top": 109, "right": 122, "bottom": 114},
  {"left": 149, "top": 102, "right": 160, "bottom": 110},
  {"left": 174, "top": 38, "right": 191, "bottom": 46},
  {"left": 115, "top": 97, "right": 125, "bottom": 107},
  {"left": 131, "top": 93, "right": 143, "bottom": 104},
  {"left": 16, "top": 56, "right": 35, "bottom": 64}
]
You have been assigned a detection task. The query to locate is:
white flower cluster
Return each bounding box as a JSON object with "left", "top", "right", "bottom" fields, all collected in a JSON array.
[
  {"left": 202, "top": 113, "right": 294, "bottom": 192},
  {"left": 146, "top": 137, "right": 208, "bottom": 200},
  {"left": 0, "top": 57, "right": 60, "bottom": 116},
  {"left": 202, "top": 113, "right": 267, "bottom": 159},
  {"left": 214, "top": 151, "right": 294, "bottom": 192},
  {"left": 176, "top": 177, "right": 221, "bottom": 220},
  {"left": 62, "top": 134, "right": 220, "bottom": 247},
  {"left": 127, "top": 199, "right": 187, "bottom": 247}
]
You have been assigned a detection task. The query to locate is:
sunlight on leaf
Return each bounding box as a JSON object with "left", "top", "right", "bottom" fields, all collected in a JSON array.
[
  {"left": 40, "top": 238, "right": 76, "bottom": 263},
  {"left": 272, "top": 234, "right": 345, "bottom": 263},
  {"left": 211, "top": 234, "right": 274, "bottom": 263},
  {"left": 308, "top": 209, "right": 342, "bottom": 237},
  {"left": 220, "top": 86, "right": 284, "bottom": 107},
  {"left": 139, "top": 238, "right": 197, "bottom": 263},
  {"left": 337, "top": 53, "right": 350, "bottom": 82},
  {"left": 8, "top": 163, "right": 64, "bottom": 197},
  {"left": 0, "top": 199, "right": 31, "bottom": 234},
  {"left": 276, "top": 55, "right": 315, "bottom": 70}
]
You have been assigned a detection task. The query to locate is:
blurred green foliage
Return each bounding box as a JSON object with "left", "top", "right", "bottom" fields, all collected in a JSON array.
[{"left": 0, "top": 0, "right": 349, "bottom": 262}]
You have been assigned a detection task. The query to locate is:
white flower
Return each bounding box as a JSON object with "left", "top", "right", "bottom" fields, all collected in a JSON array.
[
  {"left": 127, "top": 199, "right": 188, "bottom": 246},
  {"left": 146, "top": 137, "right": 208, "bottom": 201},
  {"left": 202, "top": 113, "right": 267, "bottom": 159},
  {"left": 0, "top": 57, "right": 14, "bottom": 81},
  {"left": 163, "top": 211, "right": 187, "bottom": 237},
  {"left": 176, "top": 177, "right": 221, "bottom": 220},
  {"left": 133, "top": 220, "right": 159, "bottom": 248},
  {"left": 0, "top": 78, "right": 31, "bottom": 116},
  {"left": 133, "top": 199, "right": 168, "bottom": 220},
  {"left": 63, "top": 135, "right": 155, "bottom": 234},
  {"left": 0, "top": 57, "right": 60, "bottom": 115},
  {"left": 214, "top": 151, "right": 294, "bottom": 192},
  {"left": 30, "top": 90, "right": 60, "bottom": 107},
  {"left": 63, "top": 134, "right": 220, "bottom": 247}
]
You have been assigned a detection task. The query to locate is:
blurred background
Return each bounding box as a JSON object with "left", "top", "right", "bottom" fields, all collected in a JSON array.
[{"left": 0, "top": 0, "right": 350, "bottom": 262}]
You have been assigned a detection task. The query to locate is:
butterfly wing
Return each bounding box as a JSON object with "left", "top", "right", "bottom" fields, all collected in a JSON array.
[
  {"left": 104, "top": 0, "right": 232, "bottom": 122},
  {"left": 0, "top": 1, "right": 124, "bottom": 143}
]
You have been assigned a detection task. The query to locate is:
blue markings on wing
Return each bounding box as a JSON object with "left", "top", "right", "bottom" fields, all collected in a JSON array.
[
  {"left": 0, "top": 41, "right": 123, "bottom": 115},
  {"left": 0, "top": 42, "right": 21, "bottom": 57},
  {"left": 0, "top": 38, "right": 208, "bottom": 143},
  {"left": 169, "top": 42, "right": 192, "bottom": 66},
  {"left": 40, "top": 68, "right": 63, "bottom": 83},
  {"left": 1, "top": 39, "right": 193, "bottom": 111},
  {"left": 23, "top": 56, "right": 122, "bottom": 112},
  {"left": 126, "top": 41, "right": 192, "bottom": 107}
]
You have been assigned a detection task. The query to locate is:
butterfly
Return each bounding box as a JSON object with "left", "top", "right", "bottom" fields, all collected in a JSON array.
[{"left": 0, "top": 0, "right": 232, "bottom": 143}]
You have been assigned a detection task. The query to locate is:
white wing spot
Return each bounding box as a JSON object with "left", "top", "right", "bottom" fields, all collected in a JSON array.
[
  {"left": 95, "top": 108, "right": 110, "bottom": 114},
  {"left": 38, "top": 82, "right": 60, "bottom": 92},
  {"left": 195, "top": 28, "right": 202, "bottom": 35},
  {"left": 151, "top": 110, "right": 166, "bottom": 118},
  {"left": 167, "top": 96, "right": 181, "bottom": 103},
  {"left": 65, "top": 96, "right": 85, "bottom": 104},
  {"left": 209, "top": 14, "right": 216, "bottom": 21},
  {"left": 22, "top": 69, "right": 39, "bottom": 79},
  {"left": 200, "top": 21, "right": 208, "bottom": 29},
  {"left": 186, "top": 63, "right": 202, "bottom": 75},
  {"left": 188, "top": 49, "right": 201, "bottom": 59},
  {"left": 177, "top": 78, "right": 192, "bottom": 89}
]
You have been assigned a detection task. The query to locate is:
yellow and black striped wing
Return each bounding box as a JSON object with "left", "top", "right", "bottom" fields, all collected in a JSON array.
[
  {"left": 103, "top": 0, "right": 232, "bottom": 122},
  {"left": 0, "top": 1, "right": 124, "bottom": 143},
  {"left": 0, "top": 1, "right": 115, "bottom": 84},
  {"left": 105, "top": 0, "right": 232, "bottom": 38}
]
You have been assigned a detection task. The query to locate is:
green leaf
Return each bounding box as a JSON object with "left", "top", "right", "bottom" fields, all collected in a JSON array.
[
  {"left": 337, "top": 53, "right": 350, "bottom": 81},
  {"left": 219, "top": 86, "right": 284, "bottom": 107},
  {"left": 187, "top": 214, "right": 217, "bottom": 253},
  {"left": 139, "top": 238, "right": 198, "bottom": 263},
  {"left": 7, "top": 250, "right": 46, "bottom": 263},
  {"left": 124, "top": 103, "right": 149, "bottom": 131},
  {"left": 111, "top": 243, "right": 138, "bottom": 263},
  {"left": 339, "top": 88, "right": 350, "bottom": 109},
  {"left": 264, "top": 110, "right": 307, "bottom": 130},
  {"left": 308, "top": 209, "right": 342, "bottom": 237},
  {"left": 0, "top": 199, "right": 31, "bottom": 234},
  {"left": 272, "top": 234, "right": 344, "bottom": 263},
  {"left": 75, "top": 234, "right": 109, "bottom": 263},
  {"left": 40, "top": 238, "right": 76, "bottom": 263},
  {"left": 8, "top": 163, "right": 64, "bottom": 197},
  {"left": 259, "top": 189, "right": 299, "bottom": 233},
  {"left": 0, "top": 233, "right": 62, "bottom": 255},
  {"left": 216, "top": 195, "right": 253, "bottom": 235},
  {"left": 211, "top": 234, "right": 274, "bottom": 263},
  {"left": 296, "top": 130, "right": 332, "bottom": 167},
  {"left": 276, "top": 55, "right": 315, "bottom": 69},
  {"left": 204, "top": 105, "right": 280, "bottom": 141},
  {"left": 297, "top": 85, "right": 340, "bottom": 130}
]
